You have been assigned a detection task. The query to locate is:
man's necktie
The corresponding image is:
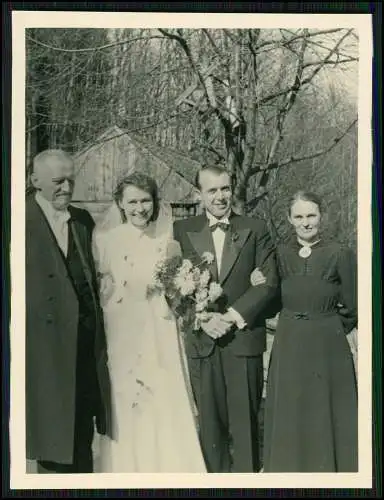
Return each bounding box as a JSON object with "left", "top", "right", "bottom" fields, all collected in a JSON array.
[
  {"left": 210, "top": 222, "right": 230, "bottom": 232},
  {"left": 52, "top": 210, "right": 70, "bottom": 255}
]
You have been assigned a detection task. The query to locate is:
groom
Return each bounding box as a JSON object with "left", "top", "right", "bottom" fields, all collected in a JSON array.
[
  {"left": 26, "top": 149, "right": 112, "bottom": 473},
  {"left": 173, "top": 164, "right": 279, "bottom": 473}
]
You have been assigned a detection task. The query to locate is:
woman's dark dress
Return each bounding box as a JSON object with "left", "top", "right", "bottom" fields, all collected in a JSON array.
[{"left": 263, "top": 239, "right": 358, "bottom": 472}]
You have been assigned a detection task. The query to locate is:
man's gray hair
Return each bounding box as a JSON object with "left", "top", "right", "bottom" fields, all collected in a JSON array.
[{"left": 33, "top": 149, "right": 73, "bottom": 172}]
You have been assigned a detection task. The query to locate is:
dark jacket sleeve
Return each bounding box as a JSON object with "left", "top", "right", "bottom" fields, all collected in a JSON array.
[
  {"left": 231, "top": 221, "right": 280, "bottom": 326},
  {"left": 337, "top": 246, "right": 358, "bottom": 334}
]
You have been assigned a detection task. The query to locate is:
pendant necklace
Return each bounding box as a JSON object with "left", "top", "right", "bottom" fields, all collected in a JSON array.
[{"left": 298, "top": 239, "right": 321, "bottom": 259}]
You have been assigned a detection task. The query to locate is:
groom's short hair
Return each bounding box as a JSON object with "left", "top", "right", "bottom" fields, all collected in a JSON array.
[{"left": 195, "top": 164, "right": 234, "bottom": 190}]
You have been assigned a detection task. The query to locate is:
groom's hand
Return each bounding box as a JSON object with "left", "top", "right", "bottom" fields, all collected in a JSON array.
[{"left": 200, "top": 313, "right": 234, "bottom": 339}]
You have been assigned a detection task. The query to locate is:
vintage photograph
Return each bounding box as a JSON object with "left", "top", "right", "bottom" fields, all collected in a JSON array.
[{"left": 10, "top": 11, "right": 373, "bottom": 490}]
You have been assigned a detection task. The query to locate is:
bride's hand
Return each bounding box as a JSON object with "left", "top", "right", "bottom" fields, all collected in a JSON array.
[
  {"left": 165, "top": 239, "right": 182, "bottom": 260},
  {"left": 99, "top": 272, "right": 115, "bottom": 306}
]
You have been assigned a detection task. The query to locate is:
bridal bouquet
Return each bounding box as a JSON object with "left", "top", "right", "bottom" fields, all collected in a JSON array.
[{"left": 147, "top": 244, "right": 223, "bottom": 331}]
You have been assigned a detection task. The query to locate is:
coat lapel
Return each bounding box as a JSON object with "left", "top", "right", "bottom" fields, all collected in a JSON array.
[
  {"left": 68, "top": 211, "right": 96, "bottom": 296},
  {"left": 186, "top": 218, "right": 218, "bottom": 282},
  {"left": 68, "top": 211, "right": 104, "bottom": 333},
  {"left": 27, "top": 196, "right": 69, "bottom": 275},
  {"left": 219, "top": 220, "right": 251, "bottom": 284}
]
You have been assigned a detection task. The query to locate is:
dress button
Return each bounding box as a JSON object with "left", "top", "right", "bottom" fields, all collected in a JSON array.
[
  {"left": 48, "top": 273, "right": 55, "bottom": 278},
  {"left": 48, "top": 296, "right": 54, "bottom": 302}
]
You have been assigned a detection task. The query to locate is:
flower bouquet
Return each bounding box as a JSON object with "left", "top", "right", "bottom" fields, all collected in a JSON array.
[{"left": 147, "top": 244, "right": 223, "bottom": 332}]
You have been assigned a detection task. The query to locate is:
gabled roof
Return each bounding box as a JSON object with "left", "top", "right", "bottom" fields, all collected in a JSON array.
[
  {"left": 73, "top": 125, "right": 201, "bottom": 203},
  {"left": 129, "top": 132, "right": 201, "bottom": 186},
  {"left": 74, "top": 125, "right": 201, "bottom": 186},
  {"left": 73, "top": 125, "right": 126, "bottom": 160}
]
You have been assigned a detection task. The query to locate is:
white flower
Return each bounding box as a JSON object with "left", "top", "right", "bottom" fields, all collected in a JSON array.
[
  {"left": 180, "top": 281, "right": 196, "bottom": 296},
  {"left": 199, "top": 269, "right": 210, "bottom": 288},
  {"left": 202, "top": 252, "right": 214, "bottom": 265},
  {"left": 192, "top": 268, "right": 201, "bottom": 283},
  {"left": 208, "top": 282, "right": 223, "bottom": 302},
  {"left": 196, "top": 288, "right": 209, "bottom": 302},
  {"left": 174, "top": 272, "right": 196, "bottom": 296},
  {"left": 179, "top": 259, "right": 193, "bottom": 276},
  {"left": 195, "top": 298, "right": 209, "bottom": 312},
  {"left": 154, "top": 258, "right": 166, "bottom": 273}
]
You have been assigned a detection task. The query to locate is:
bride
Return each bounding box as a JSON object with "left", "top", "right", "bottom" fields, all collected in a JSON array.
[{"left": 92, "top": 172, "right": 207, "bottom": 473}]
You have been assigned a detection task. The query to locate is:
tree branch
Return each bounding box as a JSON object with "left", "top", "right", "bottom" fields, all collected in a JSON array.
[
  {"left": 158, "top": 29, "right": 216, "bottom": 107},
  {"left": 264, "top": 30, "right": 309, "bottom": 167},
  {"left": 281, "top": 27, "right": 357, "bottom": 59},
  {"left": 246, "top": 113, "right": 355, "bottom": 210},
  {"left": 248, "top": 118, "right": 357, "bottom": 176},
  {"left": 70, "top": 108, "right": 193, "bottom": 158},
  {"left": 202, "top": 29, "right": 224, "bottom": 58},
  {"left": 26, "top": 34, "right": 165, "bottom": 53},
  {"left": 256, "top": 28, "right": 343, "bottom": 51},
  {"left": 301, "top": 29, "right": 355, "bottom": 85},
  {"left": 223, "top": 29, "right": 240, "bottom": 43},
  {"left": 257, "top": 30, "right": 357, "bottom": 107},
  {"left": 158, "top": 28, "right": 235, "bottom": 142},
  {"left": 191, "top": 140, "right": 226, "bottom": 164},
  {"left": 245, "top": 190, "right": 269, "bottom": 210},
  {"left": 303, "top": 57, "right": 359, "bottom": 68},
  {"left": 277, "top": 118, "right": 358, "bottom": 168}
]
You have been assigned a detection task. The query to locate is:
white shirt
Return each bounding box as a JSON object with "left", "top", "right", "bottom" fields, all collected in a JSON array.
[
  {"left": 206, "top": 211, "right": 247, "bottom": 330},
  {"left": 35, "top": 193, "right": 71, "bottom": 256},
  {"left": 206, "top": 212, "right": 230, "bottom": 275}
]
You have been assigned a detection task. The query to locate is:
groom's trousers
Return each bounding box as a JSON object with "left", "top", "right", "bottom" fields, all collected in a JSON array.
[{"left": 189, "top": 344, "right": 264, "bottom": 473}]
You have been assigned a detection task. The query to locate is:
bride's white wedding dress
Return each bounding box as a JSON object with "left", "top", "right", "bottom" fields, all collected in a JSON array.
[{"left": 93, "top": 208, "right": 206, "bottom": 473}]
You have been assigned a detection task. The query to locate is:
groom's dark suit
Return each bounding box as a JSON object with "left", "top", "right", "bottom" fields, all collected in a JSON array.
[
  {"left": 173, "top": 212, "right": 279, "bottom": 472},
  {"left": 26, "top": 194, "right": 112, "bottom": 472}
]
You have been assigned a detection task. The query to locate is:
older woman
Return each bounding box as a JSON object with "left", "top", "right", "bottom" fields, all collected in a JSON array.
[{"left": 262, "top": 190, "right": 358, "bottom": 472}]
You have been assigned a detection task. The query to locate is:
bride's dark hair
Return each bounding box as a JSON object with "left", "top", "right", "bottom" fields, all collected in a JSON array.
[{"left": 113, "top": 172, "right": 161, "bottom": 223}]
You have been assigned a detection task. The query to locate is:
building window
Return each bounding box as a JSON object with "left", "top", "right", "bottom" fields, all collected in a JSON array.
[{"left": 171, "top": 202, "right": 200, "bottom": 220}]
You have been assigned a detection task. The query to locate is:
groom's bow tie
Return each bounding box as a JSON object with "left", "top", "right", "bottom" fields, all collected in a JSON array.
[{"left": 209, "top": 221, "right": 230, "bottom": 232}]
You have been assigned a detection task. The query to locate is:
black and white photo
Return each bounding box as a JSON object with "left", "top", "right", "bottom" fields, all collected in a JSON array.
[{"left": 9, "top": 11, "right": 373, "bottom": 490}]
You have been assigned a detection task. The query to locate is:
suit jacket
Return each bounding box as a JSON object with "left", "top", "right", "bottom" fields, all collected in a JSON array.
[
  {"left": 25, "top": 194, "right": 112, "bottom": 464},
  {"left": 173, "top": 212, "right": 279, "bottom": 359}
]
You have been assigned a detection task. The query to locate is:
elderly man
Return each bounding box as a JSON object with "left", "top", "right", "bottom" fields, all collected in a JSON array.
[{"left": 26, "top": 149, "right": 111, "bottom": 473}]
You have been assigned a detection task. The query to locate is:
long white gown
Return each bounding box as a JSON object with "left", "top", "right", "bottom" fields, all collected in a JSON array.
[{"left": 93, "top": 217, "right": 207, "bottom": 473}]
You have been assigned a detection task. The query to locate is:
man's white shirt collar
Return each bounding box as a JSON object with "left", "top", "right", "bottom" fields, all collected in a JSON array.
[
  {"left": 35, "top": 192, "right": 71, "bottom": 223},
  {"left": 35, "top": 192, "right": 71, "bottom": 256}
]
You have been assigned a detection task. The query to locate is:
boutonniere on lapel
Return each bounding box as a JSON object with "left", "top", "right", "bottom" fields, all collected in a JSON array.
[{"left": 231, "top": 231, "right": 240, "bottom": 243}]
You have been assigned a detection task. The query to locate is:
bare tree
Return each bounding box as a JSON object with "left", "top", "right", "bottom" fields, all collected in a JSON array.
[
  {"left": 25, "top": 27, "right": 358, "bottom": 247},
  {"left": 157, "top": 28, "right": 357, "bottom": 213}
]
